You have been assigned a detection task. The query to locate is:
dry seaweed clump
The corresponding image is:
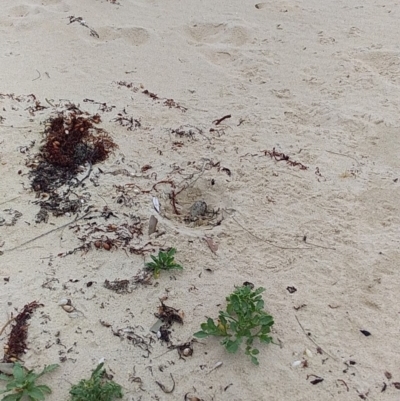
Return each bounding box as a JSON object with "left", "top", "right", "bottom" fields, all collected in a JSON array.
[
  {"left": 30, "top": 108, "right": 117, "bottom": 192},
  {"left": 28, "top": 106, "right": 117, "bottom": 218},
  {"left": 42, "top": 113, "right": 116, "bottom": 170}
]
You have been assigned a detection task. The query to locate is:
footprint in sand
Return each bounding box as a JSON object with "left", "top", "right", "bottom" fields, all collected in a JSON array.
[
  {"left": 95, "top": 26, "right": 150, "bottom": 46},
  {"left": 186, "top": 22, "right": 250, "bottom": 47},
  {"left": 357, "top": 51, "right": 400, "bottom": 86}
]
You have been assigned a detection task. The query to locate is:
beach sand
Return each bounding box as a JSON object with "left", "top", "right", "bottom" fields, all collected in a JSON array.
[{"left": 1, "top": 0, "right": 400, "bottom": 400}]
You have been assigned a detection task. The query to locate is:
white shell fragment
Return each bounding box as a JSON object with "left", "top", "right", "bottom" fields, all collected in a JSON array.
[
  {"left": 292, "top": 360, "right": 302, "bottom": 368},
  {"left": 152, "top": 197, "right": 160, "bottom": 213},
  {"left": 182, "top": 348, "right": 192, "bottom": 357},
  {"left": 305, "top": 348, "right": 313, "bottom": 358},
  {"left": 58, "top": 298, "right": 70, "bottom": 306}
]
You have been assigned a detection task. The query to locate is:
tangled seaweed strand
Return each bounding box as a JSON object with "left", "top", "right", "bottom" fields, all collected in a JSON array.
[{"left": 2, "top": 301, "right": 43, "bottom": 362}]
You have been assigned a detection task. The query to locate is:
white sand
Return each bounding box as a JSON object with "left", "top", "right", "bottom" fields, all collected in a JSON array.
[{"left": 1, "top": 0, "right": 400, "bottom": 400}]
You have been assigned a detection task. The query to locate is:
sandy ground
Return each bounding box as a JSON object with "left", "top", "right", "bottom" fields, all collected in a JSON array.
[{"left": 1, "top": 0, "right": 400, "bottom": 400}]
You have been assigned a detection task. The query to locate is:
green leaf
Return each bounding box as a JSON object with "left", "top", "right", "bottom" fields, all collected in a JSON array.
[
  {"left": 250, "top": 355, "right": 259, "bottom": 365},
  {"left": 0, "top": 373, "right": 11, "bottom": 381},
  {"left": 34, "top": 385, "right": 51, "bottom": 395},
  {"left": 1, "top": 393, "right": 22, "bottom": 401},
  {"left": 259, "top": 315, "right": 273, "bottom": 326},
  {"left": 12, "top": 364, "right": 25, "bottom": 382},
  {"left": 41, "top": 365, "right": 58, "bottom": 375},
  {"left": 194, "top": 330, "right": 209, "bottom": 338},
  {"left": 6, "top": 382, "right": 18, "bottom": 391},
  {"left": 259, "top": 335, "right": 272, "bottom": 343},
  {"left": 207, "top": 317, "right": 216, "bottom": 329},
  {"left": 251, "top": 349, "right": 259, "bottom": 355},
  {"left": 26, "top": 387, "right": 45, "bottom": 400},
  {"left": 225, "top": 338, "right": 240, "bottom": 353}
]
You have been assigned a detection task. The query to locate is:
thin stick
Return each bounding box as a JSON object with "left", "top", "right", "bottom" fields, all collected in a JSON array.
[
  {"left": 326, "top": 150, "right": 360, "bottom": 166},
  {"left": 32, "top": 69, "right": 41, "bottom": 81},
  {"left": 0, "top": 316, "right": 15, "bottom": 336},
  {"left": 2, "top": 211, "right": 91, "bottom": 254},
  {"left": 0, "top": 196, "right": 21, "bottom": 206},
  {"left": 295, "top": 315, "right": 338, "bottom": 361},
  {"left": 230, "top": 215, "right": 310, "bottom": 250}
]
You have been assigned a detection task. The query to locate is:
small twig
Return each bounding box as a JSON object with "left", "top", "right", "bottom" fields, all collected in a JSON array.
[
  {"left": 0, "top": 316, "right": 15, "bottom": 336},
  {"left": 45, "top": 98, "right": 55, "bottom": 107},
  {"left": 0, "top": 196, "right": 21, "bottom": 206},
  {"left": 156, "top": 373, "right": 175, "bottom": 393},
  {"left": 1, "top": 211, "right": 91, "bottom": 254},
  {"left": 32, "top": 70, "right": 41, "bottom": 81},
  {"left": 295, "top": 315, "right": 338, "bottom": 361},
  {"left": 303, "top": 240, "right": 336, "bottom": 250},
  {"left": 337, "top": 379, "right": 349, "bottom": 391},
  {"left": 326, "top": 150, "right": 360, "bottom": 166},
  {"left": 230, "top": 215, "right": 310, "bottom": 250},
  {"left": 74, "top": 162, "right": 93, "bottom": 186},
  {"left": 213, "top": 114, "right": 231, "bottom": 125}
]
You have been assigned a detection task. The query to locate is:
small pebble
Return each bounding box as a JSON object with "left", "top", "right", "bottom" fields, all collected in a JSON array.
[{"left": 190, "top": 201, "right": 207, "bottom": 218}]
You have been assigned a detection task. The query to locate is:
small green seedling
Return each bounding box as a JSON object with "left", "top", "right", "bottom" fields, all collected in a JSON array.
[
  {"left": 69, "top": 363, "right": 122, "bottom": 401},
  {"left": 194, "top": 285, "right": 274, "bottom": 365},
  {"left": 145, "top": 248, "right": 183, "bottom": 278},
  {"left": 0, "top": 362, "right": 58, "bottom": 401}
]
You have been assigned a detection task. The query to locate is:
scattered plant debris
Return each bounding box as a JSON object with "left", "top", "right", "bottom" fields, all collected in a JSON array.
[
  {"left": 286, "top": 286, "right": 297, "bottom": 294},
  {"left": 0, "top": 209, "right": 22, "bottom": 227},
  {"left": 241, "top": 148, "right": 308, "bottom": 170},
  {"left": 360, "top": 330, "right": 371, "bottom": 337},
  {"left": 194, "top": 285, "right": 274, "bottom": 365},
  {"left": 0, "top": 362, "right": 58, "bottom": 401},
  {"left": 68, "top": 16, "right": 99, "bottom": 38},
  {"left": 112, "top": 327, "right": 154, "bottom": 358},
  {"left": 104, "top": 279, "right": 131, "bottom": 294},
  {"left": 263, "top": 148, "right": 308, "bottom": 170},
  {"left": 112, "top": 112, "right": 141, "bottom": 131},
  {"left": 156, "top": 301, "right": 184, "bottom": 327}
]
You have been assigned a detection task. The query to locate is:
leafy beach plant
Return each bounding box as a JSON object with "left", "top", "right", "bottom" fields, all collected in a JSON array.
[
  {"left": 0, "top": 362, "right": 58, "bottom": 401},
  {"left": 145, "top": 248, "right": 183, "bottom": 278},
  {"left": 69, "top": 363, "right": 122, "bottom": 401},
  {"left": 194, "top": 285, "right": 274, "bottom": 365}
]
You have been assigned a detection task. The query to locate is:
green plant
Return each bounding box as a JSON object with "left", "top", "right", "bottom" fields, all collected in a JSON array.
[
  {"left": 69, "top": 363, "right": 122, "bottom": 401},
  {"left": 0, "top": 362, "right": 58, "bottom": 401},
  {"left": 145, "top": 248, "right": 183, "bottom": 278},
  {"left": 194, "top": 285, "right": 274, "bottom": 365}
]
